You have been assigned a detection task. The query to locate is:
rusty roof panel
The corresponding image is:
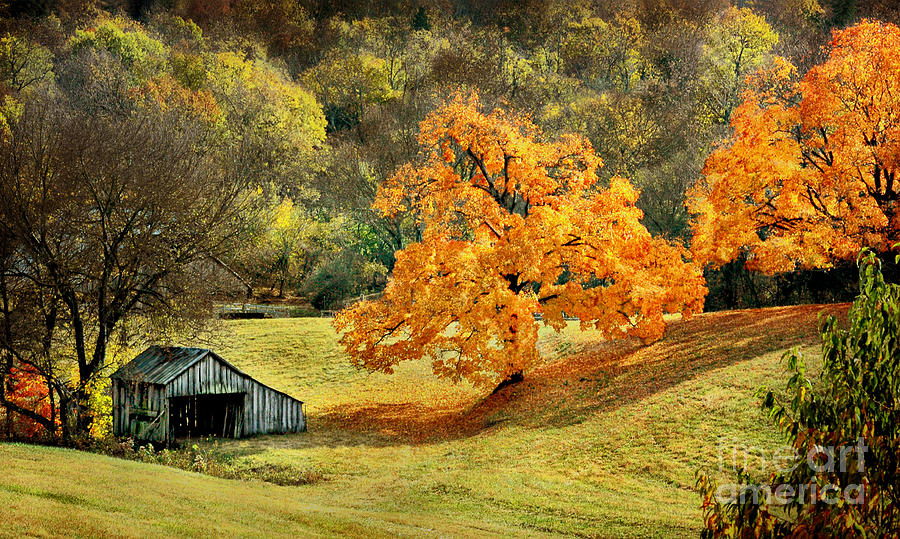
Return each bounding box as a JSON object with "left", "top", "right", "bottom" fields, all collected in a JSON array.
[{"left": 110, "top": 346, "right": 209, "bottom": 385}]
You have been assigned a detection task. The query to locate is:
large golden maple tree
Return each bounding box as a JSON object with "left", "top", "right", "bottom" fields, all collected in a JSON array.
[
  {"left": 334, "top": 94, "right": 706, "bottom": 387},
  {"left": 688, "top": 20, "right": 900, "bottom": 272}
]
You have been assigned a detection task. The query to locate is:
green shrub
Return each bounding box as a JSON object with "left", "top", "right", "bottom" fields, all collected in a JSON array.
[
  {"left": 697, "top": 249, "right": 900, "bottom": 537},
  {"left": 302, "top": 251, "right": 385, "bottom": 310}
]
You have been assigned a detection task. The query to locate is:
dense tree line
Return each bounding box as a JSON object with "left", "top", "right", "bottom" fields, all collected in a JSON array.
[{"left": 4, "top": 0, "right": 895, "bottom": 311}]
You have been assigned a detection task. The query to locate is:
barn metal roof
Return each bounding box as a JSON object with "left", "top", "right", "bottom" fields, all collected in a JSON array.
[
  {"left": 110, "top": 346, "right": 212, "bottom": 385},
  {"left": 110, "top": 346, "right": 304, "bottom": 403}
]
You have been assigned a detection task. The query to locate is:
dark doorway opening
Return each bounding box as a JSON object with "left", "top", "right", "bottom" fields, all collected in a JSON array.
[{"left": 170, "top": 393, "right": 245, "bottom": 439}]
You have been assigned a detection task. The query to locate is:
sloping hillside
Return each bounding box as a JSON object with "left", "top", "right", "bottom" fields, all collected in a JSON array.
[
  {"left": 0, "top": 442, "right": 517, "bottom": 538},
  {"left": 2, "top": 303, "right": 847, "bottom": 538}
]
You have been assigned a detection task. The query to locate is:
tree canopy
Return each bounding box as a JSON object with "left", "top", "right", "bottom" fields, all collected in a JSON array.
[
  {"left": 335, "top": 94, "right": 706, "bottom": 387},
  {"left": 688, "top": 20, "right": 900, "bottom": 273}
]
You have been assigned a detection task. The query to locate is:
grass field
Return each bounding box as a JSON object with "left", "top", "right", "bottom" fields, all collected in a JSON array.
[{"left": 1, "top": 303, "right": 848, "bottom": 538}]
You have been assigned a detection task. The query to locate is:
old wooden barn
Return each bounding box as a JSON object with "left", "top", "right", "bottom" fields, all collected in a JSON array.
[{"left": 110, "top": 346, "right": 305, "bottom": 445}]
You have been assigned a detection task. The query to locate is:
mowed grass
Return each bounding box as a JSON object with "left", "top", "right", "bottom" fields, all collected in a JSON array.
[
  {"left": 0, "top": 442, "right": 516, "bottom": 538},
  {"left": 2, "top": 303, "right": 847, "bottom": 537}
]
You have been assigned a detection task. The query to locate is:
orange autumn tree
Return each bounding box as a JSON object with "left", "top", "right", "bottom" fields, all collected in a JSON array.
[
  {"left": 334, "top": 94, "right": 706, "bottom": 387},
  {"left": 4, "top": 367, "right": 56, "bottom": 438},
  {"left": 688, "top": 20, "right": 900, "bottom": 272}
]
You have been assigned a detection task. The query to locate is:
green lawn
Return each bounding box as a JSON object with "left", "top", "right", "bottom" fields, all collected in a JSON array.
[{"left": 1, "top": 303, "right": 846, "bottom": 538}]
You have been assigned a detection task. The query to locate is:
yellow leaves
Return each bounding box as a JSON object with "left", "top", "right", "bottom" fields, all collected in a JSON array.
[
  {"left": 0, "top": 34, "right": 54, "bottom": 95},
  {"left": 697, "top": 7, "right": 779, "bottom": 124},
  {"left": 139, "top": 74, "right": 223, "bottom": 124},
  {"left": 272, "top": 197, "right": 295, "bottom": 231},
  {"left": 0, "top": 95, "right": 23, "bottom": 141},
  {"left": 560, "top": 14, "right": 651, "bottom": 93},
  {"left": 335, "top": 92, "right": 707, "bottom": 387},
  {"left": 70, "top": 17, "right": 167, "bottom": 84},
  {"left": 689, "top": 20, "right": 900, "bottom": 274},
  {"left": 301, "top": 49, "right": 398, "bottom": 112},
  {"left": 205, "top": 50, "right": 326, "bottom": 151}
]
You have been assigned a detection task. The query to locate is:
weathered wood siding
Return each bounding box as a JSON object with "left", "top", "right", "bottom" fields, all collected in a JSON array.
[
  {"left": 113, "top": 350, "right": 305, "bottom": 445},
  {"left": 111, "top": 378, "right": 168, "bottom": 443},
  {"left": 166, "top": 354, "right": 248, "bottom": 397},
  {"left": 165, "top": 354, "right": 305, "bottom": 438},
  {"left": 241, "top": 383, "right": 305, "bottom": 437}
]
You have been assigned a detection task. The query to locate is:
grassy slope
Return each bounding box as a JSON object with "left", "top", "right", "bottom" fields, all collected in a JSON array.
[
  {"left": 0, "top": 443, "right": 513, "bottom": 538},
  {"left": 1, "top": 304, "right": 847, "bottom": 538}
]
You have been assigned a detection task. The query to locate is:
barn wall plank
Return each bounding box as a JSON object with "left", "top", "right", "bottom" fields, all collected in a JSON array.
[
  {"left": 162, "top": 386, "right": 169, "bottom": 445},
  {"left": 261, "top": 386, "right": 266, "bottom": 433},
  {"left": 243, "top": 380, "right": 250, "bottom": 435},
  {"left": 286, "top": 398, "right": 291, "bottom": 433},
  {"left": 243, "top": 381, "right": 250, "bottom": 434},
  {"left": 266, "top": 390, "right": 272, "bottom": 433},
  {"left": 257, "top": 384, "right": 262, "bottom": 434},
  {"left": 253, "top": 386, "right": 257, "bottom": 434},
  {"left": 244, "top": 381, "right": 251, "bottom": 435},
  {"left": 256, "top": 386, "right": 262, "bottom": 434},
  {"left": 272, "top": 393, "right": 278, "bottom": 432},
  {"left": 249, "top": 382, "right": 256, "bottom": 435},
  {"left": 254, "top": 383, "right": 261, "bottom": 434},
  {"left": 274, "top": 393, "right": 280, "bottom": 432},
  {"left": 287, "top": 399, "right": 293, "bottom": 432},
  {"left": 111, "top": 380, "right": 119, "bottom": 436},
  {"left": 274, "top": 393, "right": 280, "bottom": 433},
  {"left": 270, "top": 392, "right": 276, "bottom": 433}
]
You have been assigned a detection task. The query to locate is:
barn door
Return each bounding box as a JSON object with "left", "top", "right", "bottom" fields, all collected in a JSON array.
[{"left": 169, "top": 393, "right": 246, "bottom": 439}]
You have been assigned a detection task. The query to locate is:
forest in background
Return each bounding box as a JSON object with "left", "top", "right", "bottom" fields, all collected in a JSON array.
[{"left": 3, "top": 0, "right": 891, "bottom": 314}]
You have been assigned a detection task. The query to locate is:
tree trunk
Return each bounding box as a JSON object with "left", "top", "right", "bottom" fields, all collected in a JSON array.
[
  {"left": 47, "top": 374, "right": 56, "bottom": 434},
  {"left": 3, "top": 356, "right": 10, "bottom": 439},
  {"left": 59, "top": 394, "right": 71, "bottom": 443},
  {"left": 491, "top": 370, "right": 524, "bottom": 395}
]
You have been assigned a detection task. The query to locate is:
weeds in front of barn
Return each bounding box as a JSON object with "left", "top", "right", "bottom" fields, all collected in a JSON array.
[{"left": 88, "top": 436, "right": 324, "bottom": 486}]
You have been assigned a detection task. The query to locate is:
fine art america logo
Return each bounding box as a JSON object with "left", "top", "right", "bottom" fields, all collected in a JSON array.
[{"left": 714, "top": 437, "right": 868, "bottom": 505}]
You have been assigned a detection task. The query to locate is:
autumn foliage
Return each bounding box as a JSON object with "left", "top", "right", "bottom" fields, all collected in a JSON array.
[
  {"left": 2, "top": 367, "right": 55, "bottom": 438},
  {"left": 335, "top": 94, "right": 706, "bottom": 387},
  {"left": 688, "top": 20, "right": 900, "bottom": 272}
]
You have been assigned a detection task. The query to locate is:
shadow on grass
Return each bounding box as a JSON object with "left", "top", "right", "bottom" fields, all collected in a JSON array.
[{"left": 280, "top": 303, "right": 849, "bottom": 448}]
